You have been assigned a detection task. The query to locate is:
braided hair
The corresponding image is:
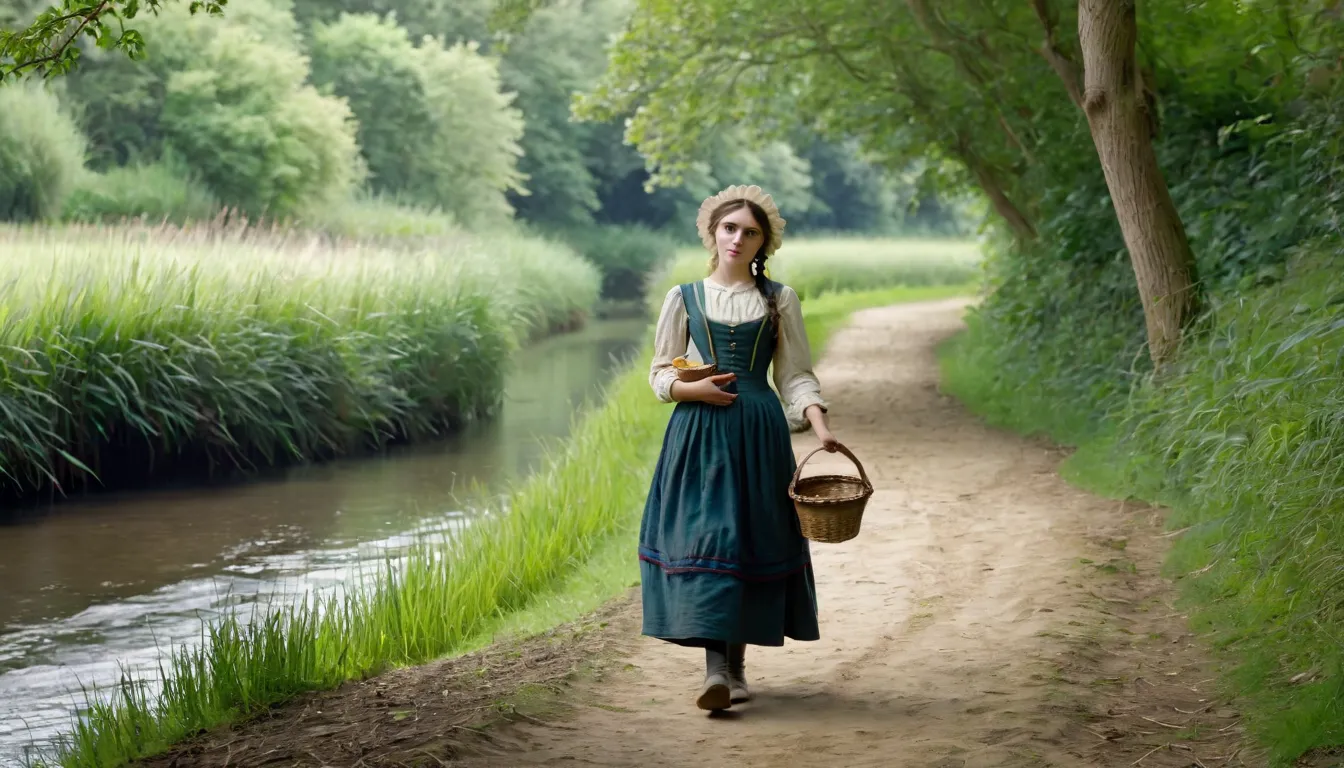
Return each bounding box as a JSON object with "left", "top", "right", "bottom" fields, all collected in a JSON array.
[{"left": 706, "top": 199, "right": 781, "bottom": 336}]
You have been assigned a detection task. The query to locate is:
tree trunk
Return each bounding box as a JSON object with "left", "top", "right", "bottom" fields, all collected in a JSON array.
[{"left": 1078, "top": 0, "right": 1200, "bottom": 367}]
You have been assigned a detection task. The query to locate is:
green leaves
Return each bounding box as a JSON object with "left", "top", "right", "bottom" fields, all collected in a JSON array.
[{"left": 0, "top": 0, "right": 228, "bottom": 82}]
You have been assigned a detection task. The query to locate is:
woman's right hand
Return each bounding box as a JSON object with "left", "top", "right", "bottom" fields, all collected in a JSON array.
[{"left": 677, "top": 373, "right": 737, "bottom": 406}]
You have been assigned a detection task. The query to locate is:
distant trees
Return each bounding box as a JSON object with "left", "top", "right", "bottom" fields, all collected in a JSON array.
[{"left": 2, "top": 0, "right": 971, "bottom": 239}]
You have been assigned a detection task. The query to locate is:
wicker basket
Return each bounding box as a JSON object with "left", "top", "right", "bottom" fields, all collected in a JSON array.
[{"left": 789, "top": 443, "right": 873, "bottom": 544}]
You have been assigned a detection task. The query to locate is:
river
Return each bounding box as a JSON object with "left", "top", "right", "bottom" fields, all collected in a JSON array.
[{"left": 0, "top": 318, "right": 648, "bottom": 766}]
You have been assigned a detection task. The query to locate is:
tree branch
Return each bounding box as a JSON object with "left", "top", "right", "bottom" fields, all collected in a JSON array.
[
  {"left": 1, "top": 0, "right": 226, "bottom": 81},
  {"left": 1, "top": 0, "right": 113, "bottom": 78},
  {"left": 792, "top": 4, "right": 873, "bottom": 84},
  {"left": 1030, "top": 0, "right": 1083, "bottom": 109}
]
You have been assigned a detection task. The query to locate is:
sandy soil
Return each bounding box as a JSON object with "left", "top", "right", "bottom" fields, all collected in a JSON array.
[{"left": 140, "top": 299, "right": 1259, "bottom": 768}]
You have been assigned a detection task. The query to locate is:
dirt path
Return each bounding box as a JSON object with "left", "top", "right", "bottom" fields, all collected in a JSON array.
[
  {"left": 142, "top": 299, "right": 1256, "bottom": 768},
  {"left": 449, "top": 299, "right": 1253, "bottom": 768}
]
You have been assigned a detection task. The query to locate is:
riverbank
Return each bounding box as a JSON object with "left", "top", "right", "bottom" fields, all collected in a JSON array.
[
  {"left": 0, "top": 221, "right": 602, "bottom": 508},
  {"left": 0, "top": 316, "right": 649, "bottom": 767},
  {"left": 122, "top": 296, "right": 1257, "bottom": 768},
  {"left": 32, "top": 241, "right": 979, "bottom": 767},
  {"left": 940, "top": 253, "right": 1344, "bottom": 765}
]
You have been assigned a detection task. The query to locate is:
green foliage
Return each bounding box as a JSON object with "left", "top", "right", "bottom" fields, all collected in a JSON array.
[
  {"left": 497, "top": 0, "right": 615, "bottom": 227},
  {"left": 302, "top": 195, "right": 461, "bottom": 240},
  {"left": 307, "top": 13, "right": 526, "bottom": 227},
  {"left": 309, "top": 14, "right": 432, "bottom": 197},
  {"left": 61, "top": 154, "right": 220, "bottom": 224},
  {"left": 1114, "top": 256, "right": 1344, "bottom": 760},
  {"left": 0, "top": 83, "right": 86, "bottom": 221},
  {"left": 3, "top": 0, "right": 950, "bottom": 237},
  {"left": 0, "top": 0, "right": 227, "bottom": 81},
  {"left": 571, "top": 0, "right": 1045, "bottom": 219},
  {"left": 771, "top": 238, "right": 982, "bottom": 299},
  {"left": 292, "top": 0, "right": 494, "bottom": 46},
  {"left": 157, "top": 24, "right": 363, "bottom": 217},
  {"left": 938, "top": 8, "right": 1344, "bottom": 760},
  {"left": 415, "top": 39, "right": 527, "bottom": 227},
  {"left": 0, "top": 221, "right": 599, "bottom": 503},
  {"left": 57, "top": 0, "right": 363, "bottom": 219},
  {"left": 545, "top": 224, "right": 680, "bottom": 301}
]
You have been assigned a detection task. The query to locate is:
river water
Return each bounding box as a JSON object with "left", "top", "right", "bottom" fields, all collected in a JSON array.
[{"left": 0, "top": 318, "right": 648, "bottom": 766}]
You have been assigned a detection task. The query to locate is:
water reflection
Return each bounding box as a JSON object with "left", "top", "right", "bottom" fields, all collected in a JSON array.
[{"left": 0, "top": 318, "right": 648, "bottom": 764}]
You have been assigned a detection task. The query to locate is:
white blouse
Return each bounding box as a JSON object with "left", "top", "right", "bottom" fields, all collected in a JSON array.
[{"left": 648, "top": 277, "right": 828, "bottom": 430}]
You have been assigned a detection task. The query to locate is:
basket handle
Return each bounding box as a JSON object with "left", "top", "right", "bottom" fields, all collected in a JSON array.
[{"left": 790, "top": 443, "right": 873, "bottom": 493}]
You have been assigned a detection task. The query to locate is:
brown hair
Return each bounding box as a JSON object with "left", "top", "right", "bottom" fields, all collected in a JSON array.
[{"left": 706, "top": 199, "right": 780, "bottom": 335}]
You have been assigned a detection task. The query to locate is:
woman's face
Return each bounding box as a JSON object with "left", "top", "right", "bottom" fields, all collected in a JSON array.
[{"left": 714, "top": 204, "right": 765, "bottom": 268}]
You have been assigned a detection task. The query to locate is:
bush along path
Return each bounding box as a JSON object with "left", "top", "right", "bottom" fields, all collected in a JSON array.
[{"left": 125, "top": 298, "right": 1264, "bottom": 768}]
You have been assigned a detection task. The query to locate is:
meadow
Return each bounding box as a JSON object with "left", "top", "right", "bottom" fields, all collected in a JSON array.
[
  {"left": 35, "top": 237, "right": 980, "bottom": 768},
  {"left": 0, "top": 221, "right": 600, "bottom": 503}
]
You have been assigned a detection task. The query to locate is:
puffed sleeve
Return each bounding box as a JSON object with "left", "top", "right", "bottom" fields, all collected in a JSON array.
[
  {"left": 772, "top": 285, "right": 828, "bottom": 430},
  {"left": 649, "top": 286, "right": 689, "bottom": 403}
]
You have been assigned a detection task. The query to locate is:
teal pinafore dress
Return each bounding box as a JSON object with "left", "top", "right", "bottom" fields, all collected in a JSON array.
[{"left": 638, "top": 280, "right": 821, "bottom": 647}]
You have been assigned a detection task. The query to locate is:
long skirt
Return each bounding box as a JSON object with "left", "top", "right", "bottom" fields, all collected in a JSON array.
[{"left": 638, "top": 384, "right": 820, "bottom": 647}]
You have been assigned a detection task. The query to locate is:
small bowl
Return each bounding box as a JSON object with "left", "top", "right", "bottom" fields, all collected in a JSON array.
[{"left": 673, "top": 360, "right": 718, "bottom": 382}]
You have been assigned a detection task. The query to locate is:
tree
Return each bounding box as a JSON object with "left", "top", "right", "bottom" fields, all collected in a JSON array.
[
  {"left": 503, "top": 0, "right": 1203, "bottom": 365},
  {"left": 57, "top": 0, "right": 364, "bottom": 218},
  {"left": 1066, "top": 0, "right": 1201, "bottom": 364},
  {"left": 0, "top": 0, "right": 227, "bottom": 81},
  {"left": 415, "top": 38, "right": 527, "bottom": 226},
  {"left": 552, "top": 0, "right": 1045, "bottom": 241},
  {"left": 309, "top": 13, "right": 438, "bottom": 197}
]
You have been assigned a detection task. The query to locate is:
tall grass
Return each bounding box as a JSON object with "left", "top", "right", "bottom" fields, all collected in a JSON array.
[
  {"left": 0, "top": 221, "right": 599, "bottom": 503},
  {"left": 941, "top": 246, "right": 1344, "bottom": 764},
  {"left": 38, "top": 245, "right": 978, "bottom": 768},
  {"left": 656, "top": 237, "right": 983, "bottom": 300}
]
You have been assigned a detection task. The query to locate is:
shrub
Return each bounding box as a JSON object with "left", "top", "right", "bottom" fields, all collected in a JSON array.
[
  {"left": 62, "top": 154, "right": 221, "bottom": 224},
  {"left": 0, "top": 84, "right": 86, "bottom": 222},
  {"left": 547, "top": 224, "right": 681, "bottom": 301}
]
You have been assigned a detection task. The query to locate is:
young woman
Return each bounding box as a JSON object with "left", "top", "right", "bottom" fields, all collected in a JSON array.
[{"left": 640, "top": 184, "right": 840, "bottom": 712}]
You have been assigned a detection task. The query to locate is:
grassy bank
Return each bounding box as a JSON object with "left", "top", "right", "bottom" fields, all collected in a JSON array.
[
  {"left": 39, "top": 239, "right": 978, "bottom": 768},
  {"left": 940, "top": 250, "right": 1344, "bottom": 764},
  {"left": 0, "top": 222, "right": 599, "bottom": 504}
]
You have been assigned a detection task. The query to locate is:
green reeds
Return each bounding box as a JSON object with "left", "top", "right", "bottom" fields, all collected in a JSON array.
[{"left": 0, "top": 220, "right": 600, "bottom": 502}]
